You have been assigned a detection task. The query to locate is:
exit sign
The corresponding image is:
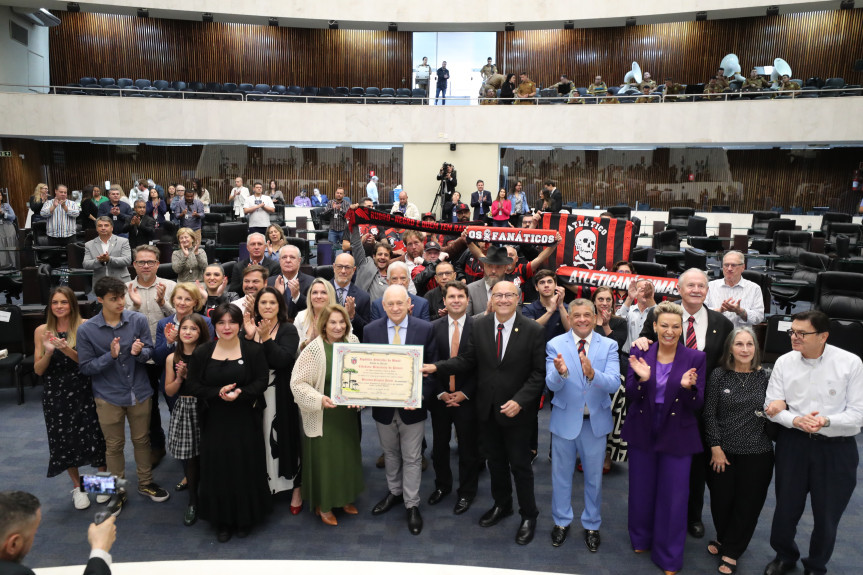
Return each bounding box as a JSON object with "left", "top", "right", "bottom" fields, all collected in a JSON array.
[{"left": 0, "top": 151, "right": 11, "bottom": 158}]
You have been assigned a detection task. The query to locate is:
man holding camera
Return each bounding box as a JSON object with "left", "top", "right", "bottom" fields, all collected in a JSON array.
[
  {"left": 0, "top": 490, "right": 116, "bottom": 575},
  {"left": 437, "top": 163, "right": 458, "bottom": 210}
]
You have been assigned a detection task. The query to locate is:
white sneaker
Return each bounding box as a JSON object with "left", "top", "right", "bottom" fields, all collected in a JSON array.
[
  {"left": 96, "top": 493, "right": 111, "bottom": 504},
  {"left": 72, "top": 488, "right": 91, "bottom": 510}
]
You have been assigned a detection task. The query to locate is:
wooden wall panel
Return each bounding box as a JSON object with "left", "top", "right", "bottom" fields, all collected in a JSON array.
[
  {"left": 0, "top": 138, "right": 48, "bottom": 224},
  {"left": 49, "top": 12, "right": 413, "bottom": 89},
  {"left": 0, "top": 140, "right": 402, "bottom": 207},
  {"left": 497, "top": 10, "right": 863, "bottom": 88}
]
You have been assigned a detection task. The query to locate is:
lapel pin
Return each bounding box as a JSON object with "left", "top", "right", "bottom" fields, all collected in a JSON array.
[
  {"left": 514, "top": 328, "right": 519, "bottom": 333},
  {"left": 712, "top": 330, "right": 716, "bottom": 334}
]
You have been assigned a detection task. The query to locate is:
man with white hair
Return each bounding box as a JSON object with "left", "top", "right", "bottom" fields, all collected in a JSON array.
[
  {"left": 364, "top": 285, "right": 437, "bottom": 535},
  {"left": 268, "top": 244, "right": 314, "bottom": 319},
  {"left": 704, "top": 250, "right": 764, "bottom": 329},
  {"left": 227, "top": 233, "right": 280, "bottom": 293},
  {"left": 370, "top": 261, "right": 431, "bottom": 321}
]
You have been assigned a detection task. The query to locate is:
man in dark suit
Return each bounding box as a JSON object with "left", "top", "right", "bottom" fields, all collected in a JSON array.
[
  {"left": 370, "top": 261, "right": 431, "bottom": 322},
  {"left": 543, "top": 180, "right": 562, "bottom": 212},
  {"left": 227, "top": 232, "right": 280, "bottom": 293},
  {"left": 364, "top": 285, "right": 437, "bottom": 536},
  {"left": 331, "top": 252, "right": 371, "bottom": 340},
  {"left": 422, "top": 260, "right": 456, "bottom": 320},
  {"left": 470, "top": 180, "right": 493, "bottom": 223},
  {"left": 126, "top": 200, "right": 157, "bottom": 249},
  {"left": 427, "top": 281, "right": 480, "bottom": 515},
  {"left": 0, "top": 490, "right": 115, "bottom": 575},
  {"left": 97, "top": 187, "right": 132, "bottom": 235},
  {"left": 632, "top": 267, "right": 734, "bottom": 539},
  {"left": 267, "top": 244, "right": 314, "bottom": 320},
  {"left": 425, "top": 281, "right": 546, "bottom": 545}
]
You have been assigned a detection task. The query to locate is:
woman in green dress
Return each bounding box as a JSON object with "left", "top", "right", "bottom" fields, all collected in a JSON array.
[{"left": 290, "top": 303, "right": 364, "bottom": 526}]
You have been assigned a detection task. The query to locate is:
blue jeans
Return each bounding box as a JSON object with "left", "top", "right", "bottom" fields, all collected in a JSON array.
[
  {"left": 328, "top": 228, "right": 345, "bottom": 249},
  {"left": 435, "top": 85, "right": 447, "bottom": 105}
]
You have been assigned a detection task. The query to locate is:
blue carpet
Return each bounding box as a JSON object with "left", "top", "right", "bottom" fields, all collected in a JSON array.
[{"left": 2, "top": 385, "right": 862, "bottom": 575}]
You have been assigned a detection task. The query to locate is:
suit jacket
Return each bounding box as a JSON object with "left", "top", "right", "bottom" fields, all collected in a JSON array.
[
  {"left": 639, "top": 306, "right": 733, "bottom": 375},
  {"left": 82, "top": 235, "right": 132, "bottom": 283},
  {"left": 0, "top": 557, "right": 110, "bottom": 575},
  {"left": 465, "top": 279, "right": 489, "bottom": 318},
  {"left": 127, "top": 213, "right": 157, "bottom": 248},
  {"left": 621, "top": 342, "right": 706, "bottom": 456},
  {"left": 363, "top": 316, "right": 437, "bottom": 425},
  {"left": 228, "top": 257, "right": 281, "bottom": 293},
  {"left": 549, "top": 187, "right": 563, "bottom": 212},
  {"left": 97, "top": 200, "right": 133, "bottom": 234},
  {"left": 424, "top": 286, "right": 445, "bottom": 319},
  {"left": 546, "top": 332, "right": 621, "bottom": 440},
  {"left": 370, "top": 293, "right": 430, "bottom": 322},
  {"left": 431, "top": 315, "right": 477, "bottom": 398},
  {"left": 268, "top": 271, "right": 314, "bottom": 319},
  {"left": 470, "top": 190, "right": 492, "bottom": 220},
  {"left": 435, "top": 311, "right": 545, "bottom": 426},
  {"left": 332, "top": 280, "right": 371, "bottom": 340}
]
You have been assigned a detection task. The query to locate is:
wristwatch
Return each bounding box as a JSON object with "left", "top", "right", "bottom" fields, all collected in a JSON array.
[{"left": 823, "top": 416, "right": 831, "bottom": 428}]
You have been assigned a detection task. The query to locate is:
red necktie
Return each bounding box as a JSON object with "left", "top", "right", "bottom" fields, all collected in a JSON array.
[
  {"left": 686, "top": 316, "right": 697, "bottom": 349},
  {"left": 578, "top": 339, "right": 586, "bottom": 356},
  {"left": 496, "top": 324, "right": 504, "bottom": 361}
]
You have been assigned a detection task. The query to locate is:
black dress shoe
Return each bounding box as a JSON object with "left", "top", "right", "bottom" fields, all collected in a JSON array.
[
  {"left": 427, "top": 488, "right": 451, "bottom": 506},
  {"left": 584, "top": 529, "right": 601, "bottom": 552},
  {"left": 453, "top": 497, "right": 473, "bottom": 515},
  {"left": 407, "top": 506, "right": 423, "bottom": 535},
  {"left": 479, "top": 505, "right": 514, "bottom": 527},
  {"left": 688, "top": 520, "right": 705, "bottom": 538},
  {"left": 183, "top": 505, "right": 197, "bottom": 527},
  {"left": 515, "top": 518, "right": 536, "bottom": 545},
  {"left": 763, "top": 558, "right": 796, "bottom": 575},
  {"left": 372, "top": 492, "right": 404, "bottom": 515},
  {"left": 216, "top": 527, "right": 231, "bottom": 543},
  {"left": 551, "top": 524, "right": 570, "bottom": 547}
]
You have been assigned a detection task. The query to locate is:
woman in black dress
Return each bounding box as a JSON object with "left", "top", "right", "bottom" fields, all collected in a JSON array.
[
  {"left": 500, "top": 73, "right": 516, "bottom": 104},
  {"left": 34, "top": 286, "right": 106, "bottom": 509},
  {"left": 186, "top": 303, "right": 271, "bottom": 542},
  {"left": 79, "top": 185, "right": 101, "bottom": 231}
]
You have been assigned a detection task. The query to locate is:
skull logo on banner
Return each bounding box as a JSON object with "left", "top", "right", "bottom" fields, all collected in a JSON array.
[{"left": 574, "top": 228, "right": 597, "bottom": 268}]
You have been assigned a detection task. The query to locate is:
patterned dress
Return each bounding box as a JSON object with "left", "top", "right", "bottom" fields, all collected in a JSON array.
[{"left": 41, "top": 333, "right": 106, "bottom": 477}]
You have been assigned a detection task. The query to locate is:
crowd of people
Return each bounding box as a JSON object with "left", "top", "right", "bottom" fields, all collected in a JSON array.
[{"left": 11, "top": 174, "right": 862, "bottom": 575}]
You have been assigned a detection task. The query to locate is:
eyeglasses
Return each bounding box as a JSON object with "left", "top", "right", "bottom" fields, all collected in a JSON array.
[
  {"left": 436, "top": 270, "right": 455, "bottom": 277},
  {"left": 491, "top": 292, "right": 519, "bottom": 300},
  {"left": 333, "top": 264, "right": 354, "bottom": 271},
  {"left": 135, "top": 261, "right": 158, "bottom": 267},
  {"left": 786, "top": 329, "right": 819, "bottom": 338},
  {"left": 723, "top": 263, "right": 744, "bottom": 268}
]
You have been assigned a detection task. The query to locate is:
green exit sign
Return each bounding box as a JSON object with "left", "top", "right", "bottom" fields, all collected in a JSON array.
[{"left": 0, "top": 151, "right": 11, "bottom": 158}]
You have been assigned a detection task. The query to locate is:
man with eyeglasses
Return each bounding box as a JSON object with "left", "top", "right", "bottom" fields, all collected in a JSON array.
[
  {"left": 125, "top": 245, "right": 176, "bottom": 469},
  {"left": 330, "top": 252, "right": 371, "bottom": 339},
  {"left": 370, "top": 262, "right": 430, "bottom": 322},
  {"left": 704, "top": 251, "right": 764, "bottom": 328},
  {"left": 633, "top": 267, "right": 733, "bottom": 540},
  {"left": 761, "top": 310, "right": 863, "bottom": 575},
  {"left": 424, "top": 281, "right": 546, "bottom": 545},
  {"left": 420, "top": 260, "right": 456, "bottom": 318}
]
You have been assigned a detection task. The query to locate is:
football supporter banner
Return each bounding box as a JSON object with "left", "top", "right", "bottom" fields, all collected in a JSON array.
[
  {"left": 346, "top": 208, "right": 558, "bottom": 246},
  {"left": 556, "top": 267, "right": 680, "bottom": 297},
  {"left": 540, "top": 213, "right": 634, "bottom": 271}
]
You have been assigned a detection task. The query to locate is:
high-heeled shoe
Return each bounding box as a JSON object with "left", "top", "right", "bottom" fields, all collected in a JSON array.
[
  {"left": 315, "top": 506, "right": 337, "bottom": 526},
  {"left": 342, "top": 503, "right": 358, "bottom": 515},
  {"left": 290, "top": 501, "right": 303, "bottom": 515},
  {"left": 664, "top": 571, "right": 678, "bottom": 575}
]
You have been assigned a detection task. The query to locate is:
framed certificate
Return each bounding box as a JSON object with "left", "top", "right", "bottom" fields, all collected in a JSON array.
[{"left": 331, "top": 343, "right": 423, "bottom": 408}]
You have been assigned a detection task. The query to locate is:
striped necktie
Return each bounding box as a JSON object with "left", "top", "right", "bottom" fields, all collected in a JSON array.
[{"left": 686, "top": 316, "right": 697, "bottom": 349}]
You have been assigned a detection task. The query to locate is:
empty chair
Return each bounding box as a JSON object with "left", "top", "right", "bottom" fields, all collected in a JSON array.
[
  {"left": 629, "top": 245, "right": 650, "bottom": 262},
  {"left": 772, "top": 230, "right": 812, "bottom": 275},
  {"left": 741, "top": 269, "right": 772, "bottom": 316},
  {"left": 770, "top": 251, "right": 829, "bottom": 314},
  {"left": 378, "top": 87, "right": 395, "bottom": 103},
  {"left": 99, "top": 77, "right": 115, "bottom": 87},
  {"left": 79, "top": 77, "right": 97, "bottom": 87},
  {"left": 134, "top": 79, "right": 151, "bottom": 89},
  {"left": 271, "top": 85, "right": 287, "bottom": 94},
  {"left": 334, "top": 86, "right": 350, "bottom": 102},
  {"left": 667, "top": 207, "right": 695, "bottom": 233},
  {"left": 684, "top": 247, "right": 708, "bottom": 273},
  {"left": 286, "top": 85, "right": 303, "bottom": 102},
  {"left": 205, "top": 82, "right": 224, "bottom": 94},
  {"left": 686, "top": 215, "right": 707, "bottom": 237},
  {"left": 814, "top": 271, "right": 863, "bottom": 320},
  {"left": 171, "top": 80, "right": 188, "bottom": 91},
  {"left": 825, "top": 222, "right": 863, "bottom": 248},
  {"left": 631, "top": 261, "right": 668, "bottom": 278},
  {"left": 302, "top": 86, "right": 319, "bottom": 102},
  {"left": 410, "top": 88, "right": 426, "bottom": 104},
  {"left": 349, "top": 86, "right": 365, "bottom": 103},
  {"left": 822, "top": 77, "right": 845, "bottom": 97},
  {"left": 246, "top": 91, "right": 272, "bottom": 102},
  {"left": 254, "top": 83, "right": 271, "bottom": 94},
  {"left": 750, "top": 218, "right": 796, "bottom": 253},
  {"left": 687, "top": 236, "right": 724, "bottom": 253},
  {"left": 827, "top": 319, "right": 863, "bottom": 361},
  {"left": 317, "top": 86, "right": 336, "bottom": 102},
  {"left": 364, "top": 87, "right": 381, "bottom": 103},
  {"left": 606, "top": 205, "right": 631, "bottom": 220},
  {"left": 394, "top": 87, "right": 412, "bottom": 104},
  {"left": 538, "top": 88, "right": 557, "bottom": 104},
  {"left": 153, "top": 79, "right": 171, "bottom": 90},
  {"left": 237, "top": 83, "right": 254, "bottom": 94},
  {"left": 820, "top": 211, "right": 852, "bottom": 235},
  {"left": 117, "top": 78, "right": 134, "bottom": 89},
  {"left": 654, "top": 229, "right": 683, "bottom": 273},
  {"left": 748, "top": 211, "right": 780, "bottom": 237},
  {"left": 189, "top": 81, "right": 205, "bottom": 92}
]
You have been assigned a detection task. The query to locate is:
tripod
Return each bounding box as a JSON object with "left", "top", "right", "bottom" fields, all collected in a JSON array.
[{"left": 431, "top": 177, "right": 446, "bottom": 219}]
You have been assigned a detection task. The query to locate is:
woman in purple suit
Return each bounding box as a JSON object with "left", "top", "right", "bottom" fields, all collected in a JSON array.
[{"left": 622, "top": 301, "right": 706, "bottom": 575}]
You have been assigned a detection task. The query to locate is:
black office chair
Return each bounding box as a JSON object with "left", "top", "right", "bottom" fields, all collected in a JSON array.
[
  {"left": 750, "top": 219, "right": 796, "bottom": 254},
  {"left": 629, "top": 245, "right": 650, "bottom": 262},
  {"left": 410, "top": 88, "right": 426, "bottom": 103},
  {"left": 631, "top": 261, "right": 668, "bottom": 278},
  {"left": 762, "top": 314, "right": 794, "bottom": 364},
  {"left": 606, "top": 205, "right": 632, "bottom": 220},
  {"left": 748, "top": 211, "right": 780, "bottom": 238},
  {"left": 827, "top": 319, "right": 863, "bottom": 361},
  {"left": 313, "top": 265, "right": 335, "bottom": 281},
  {"left": 157, "top": 262, "right": 178, "bottom": 281},
  {"left": 218, "top": 221, "right": 250, "bottom": 246},
  {"left": 667, "top": 207, "right": 695, "bottom": 234},
  {"left": 771, "top": 230, "right": 812, "bottom": 276},
  {"left": 741, "top": 269, "right": 772, "bottom": 317},
  {"left": 819, "top": 211, "right": 852, "bottom": 236},
  {"left": 825, "top": 223, "right": 863, "bottom": 255},
  {"left": 683, "top": 247, "right": 708, "bottom": 273},
  {"left": 0, "top": 304, "right": 25, "bottom": 404},
  {"left": 686, "top": 216, "right": 707, "bottom": 237},
  {"left": 653, "top": 230, "right": 682, "bottom": 273},
  {"left": 769, "top": 251, "right": 829, "bottom": 314},
  {"left": 814, "top": 271, "right": 863, "bottom": 320},
  {"left": 394, "top": 88, "right": 412, "bottom": 104},
  {"left": 285, "top": 237, "right": 311, "bottom": 264}
]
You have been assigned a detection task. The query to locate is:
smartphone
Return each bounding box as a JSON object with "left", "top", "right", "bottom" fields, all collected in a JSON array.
[{"left": 80, "top": 473, "right": 124, "bottom": 495}]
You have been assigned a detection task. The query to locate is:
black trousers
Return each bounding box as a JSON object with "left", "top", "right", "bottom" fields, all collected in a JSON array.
[
  {"left": 145, "top": 363, "right": 166, "bottom": 450},
  {"left": 479, "top": 416, "right": 538, "bottom": 519},
  {"left": 707, "top": 450, "right": 775, "bottom": 559},
  {"left": 429, "top": 397, "right": 479, "bottom": 499},
  {"left": 688, "top": 414, "right": 709, "bottom": 524},
  {"left": 770, "top": 428, "right": 858, "bottom": 575}
]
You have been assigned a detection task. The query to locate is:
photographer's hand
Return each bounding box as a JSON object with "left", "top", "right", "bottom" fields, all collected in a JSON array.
[{"left": 88, "top": 515, "right": 117, "bottom": 553}]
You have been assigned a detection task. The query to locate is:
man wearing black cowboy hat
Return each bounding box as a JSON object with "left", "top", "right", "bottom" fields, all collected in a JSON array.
[{"left": 466, "top": 245, "right": 513, "bottom": 317}]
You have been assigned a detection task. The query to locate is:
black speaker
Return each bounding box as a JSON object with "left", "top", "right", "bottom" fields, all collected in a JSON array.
[{"left": 450, "top": 143, "right": 457, "bottom": 151}]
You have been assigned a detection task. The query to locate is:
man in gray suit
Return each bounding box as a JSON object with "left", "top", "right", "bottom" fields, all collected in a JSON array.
[
  {"left": 83, "top": 216, "right": 132, "bottom": 283},
  {"left": 466, "top": 245, "right": 512, "bottom": 318}
]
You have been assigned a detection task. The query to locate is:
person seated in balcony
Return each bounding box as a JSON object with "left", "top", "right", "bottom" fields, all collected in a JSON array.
[
  {"left": 481, "top": 73, "right": 507, "bottom": 98},
  {"left": 776, "top": 75, "right": 800, "bottom": 96},
  {"left": 480, "top": 88, "right": 498, "bottom": 105},
  {"left": 715, "top": 68, "right": 730, "bottom": 91},
  {"left": 587, "top": 75, "right": 608, "bottom": 100},
  {"left": 550, "top": 74, "right": 575, "bottom": 97},
  {"left": 514, "top": 72, "right": 537, "bottom": 105},
  {"left": 742, "top": 69, "right": 770, "bottom": 92},
  {"left": 703, "top": 77, "right": 725, "bottom": 101},
  {"left": 499, "top": 74, "right": 516, "bottom": 105},
  {"left": 639, "top": 72, "right": 657, "bottom": 91},
  {"left": 663, "top": 78, "right": 685, "bottom": 102},
  {"left": 636, "top": 85, "right": 656, "bottom": 103},
  {"left": 293, "top": 189, "right": 312, "bottom": 207}
]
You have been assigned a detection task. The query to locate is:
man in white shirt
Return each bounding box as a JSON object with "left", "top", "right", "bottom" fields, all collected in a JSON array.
[
  {"left": 618, "top": 279, "right": 656, "bottom": 350},
  {"left": 243, "top": 182, "right": 275, "bottom": 235},
  {"left": 82, "top": 217, "right": 132, "bottom": 283},
  {"left": 228, "top": 176, "right": 249, "bottom": 219},
  {"left": 40, "top": 184, "right": 80, "bottom": 267},
  {"left": 762, "top": 310, "right": 863, "bottom": 575},
  {"left": 390, "top": 191, "right": 420, "bottom": 220},
  {"left": 704, "top": 251, "right": 764, "bottom": 328},
  {"left": 366, "top": 176, "right": 379, "bottom": 204}
]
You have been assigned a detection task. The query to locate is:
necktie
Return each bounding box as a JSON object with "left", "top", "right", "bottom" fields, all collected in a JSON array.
[
  {"left": 686, "top": 316, "right": 697, "bottom": 349},
  {"left": 479, "top": 193, "right": 484, "bottom": 215},
  {"left": 578, "top": 339, "right": 586, "bottom": 356},
  {"left": 393, "top": 325, "right": 402, "bottom": 345},
  {"left": 449, "top": 320, "right": 460, "bottom": 392},
  {"left": 496, "top": 324, "right": 504, "bottom": 361},
  {"left": 337, "top": 288, "right": 346, "bottom": 306}
]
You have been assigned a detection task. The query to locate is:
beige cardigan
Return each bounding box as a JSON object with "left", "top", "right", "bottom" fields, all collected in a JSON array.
[{"left": 290, "top": 333, "right": 360, "bottom": 437}]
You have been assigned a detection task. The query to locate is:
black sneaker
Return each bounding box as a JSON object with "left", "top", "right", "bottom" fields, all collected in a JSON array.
[
  {"left": 138, "top": 482, "right": 170, "bottom": 502},
  {"left": 107, "top": 492, "right": 127, "bottom": 517}
]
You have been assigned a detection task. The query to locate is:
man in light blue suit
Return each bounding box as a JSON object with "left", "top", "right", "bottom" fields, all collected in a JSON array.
[{"left": 545, "top": 298, "right": 621, "bottom": 552}]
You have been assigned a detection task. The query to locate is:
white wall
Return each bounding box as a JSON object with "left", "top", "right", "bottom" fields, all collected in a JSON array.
[
  {"left": 403, "top": 144, "right": 500, "bottom": 214},
  {"left": 1, "top": 92, "right": 862, "bottom": 147},
  {"left": 0, "top": 7, "right": 49, "bottom": 93}
]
